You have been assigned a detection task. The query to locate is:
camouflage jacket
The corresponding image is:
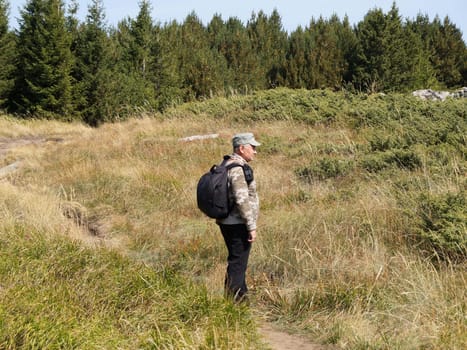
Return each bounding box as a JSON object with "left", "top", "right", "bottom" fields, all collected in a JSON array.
[{"left": 216, "top": 153, "right": 259, "bottom": 231}]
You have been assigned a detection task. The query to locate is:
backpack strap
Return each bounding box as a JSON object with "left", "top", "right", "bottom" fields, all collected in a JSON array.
[
  {"left": 222, "top": 155, "right": 254, "bottom": 184},
  {"left": 222, "top": 155, "right": 243, "bottom": 170}
]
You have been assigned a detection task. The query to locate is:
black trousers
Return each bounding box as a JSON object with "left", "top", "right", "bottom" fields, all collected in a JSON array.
[{"left": 219, "top": 224, "right": 251, "bottom": 301}]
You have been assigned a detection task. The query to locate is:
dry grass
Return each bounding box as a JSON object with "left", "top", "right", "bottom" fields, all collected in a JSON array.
[
  {"left": 0, "top": 91, "right": 465, "bottom": 349},
  {"left": 0, "top": 114, "right": 263, "bottom": 348}
]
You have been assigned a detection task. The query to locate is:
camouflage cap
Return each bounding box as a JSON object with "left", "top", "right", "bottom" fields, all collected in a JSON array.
[{"left": 232, "top": 133, "right": 261, "bottom": 148}]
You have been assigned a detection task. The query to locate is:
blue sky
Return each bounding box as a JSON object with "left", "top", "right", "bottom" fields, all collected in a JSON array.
[{"left": 7, "top": 0, "right": 467, "bottom": 41}]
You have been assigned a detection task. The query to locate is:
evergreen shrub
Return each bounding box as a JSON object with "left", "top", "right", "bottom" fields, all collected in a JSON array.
[
  {"left": 296, "top": 158, "right": 355, "bottom": 181},
  {"left": 415, "top": 191, "right": 467, "bottom": 261}
]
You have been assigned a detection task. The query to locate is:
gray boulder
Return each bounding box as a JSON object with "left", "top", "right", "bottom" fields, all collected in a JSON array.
[
  {"left": 450, "top": 87, "right": 467, "bottom": 98},
  {"left": 412, "top": 89, "right": 450, "bottom": 101}
]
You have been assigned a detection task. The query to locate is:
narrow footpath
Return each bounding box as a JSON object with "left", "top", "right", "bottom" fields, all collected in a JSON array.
[{"left": 259, "top": 322, "right": 340, "bottom": 350}]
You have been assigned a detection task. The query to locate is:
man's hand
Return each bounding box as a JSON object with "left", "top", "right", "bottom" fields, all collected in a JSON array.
[{"left": 248, "top": 230, "right": 257, "bottom": 242}]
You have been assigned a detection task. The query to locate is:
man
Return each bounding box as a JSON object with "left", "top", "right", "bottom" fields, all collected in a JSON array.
[{"left": 217, "top": 132, "right": 260, "bottom": 303}]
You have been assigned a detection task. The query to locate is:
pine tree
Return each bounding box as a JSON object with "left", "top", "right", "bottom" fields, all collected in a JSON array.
[
  {"left": 130, "top": 0, "right": 170, "bottom": 109},
  {"left": 285, "top": 15, "right": 359, "bottom": 91},
  {"left": 247, "top": 10, "right": 288, "bottom": 88},
  {"left": 354, "top": 7, "right": 387, "bottom": 92},
  {"left": 130, "top": 0, "right": 153, "bottom": 77},
  {"left": 66, "top": 0, "right": 83, "bottom": 114},
  {"left": 0, "top": 0, "right": 15, "bottom": 109},
  {"left": 406, "top": 14, "right": 439, "bottom": 89},
  {"left": 264, "top": 10, "right": 288, "bottom": 87},
  {"left": 73, "top": 0, "right": 112, "bottom": 125},
  {"left": 109, "top": 1, "right": 158, "bottom": 111},
  {"left": 12, "top": 0, "right": 72, "bottom": 118},
  {"left": 430, "top": 16, "right": 467, "bottom": 87},
  {"left": 334, "top": 15, "right": 360, "bottom": 86},
  {"left": 306, "top": 16, "right": 344, "bottom": 89},
  {"left": 206, "top": 15, "right": 230, "bottom": 86},
  {"left": 178, "top": 12, "right": 225, "bottom": 99},
  {"left": 381, "top": 3, "right": 409, "bottom": 90},
  {"left": 155, "top": 20, "right": 186, "bottom": 107},
  {"left": 208, "top": 15, "right": 257, "bottom": 92},
  {"left": 284, "top": 26, "right": 312, "bottom": 88}
]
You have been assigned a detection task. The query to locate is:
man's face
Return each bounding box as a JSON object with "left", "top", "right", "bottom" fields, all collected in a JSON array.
[{"left": 239, "top": 144, "right": 257, "bottom": 162}]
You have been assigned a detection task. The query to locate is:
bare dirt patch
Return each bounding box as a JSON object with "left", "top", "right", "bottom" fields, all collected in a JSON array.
[
  {"left": 0, "top": 136, "right": 64, "bottom": 176},
  {"left": 259, "top": 323, "right": 340, "bottom": 350},
  {"left": 0, "top": 136, "right": 46, "bottom": 156},
  {"left": 0, "top": 135, "right": 65, "bottom": 156}
]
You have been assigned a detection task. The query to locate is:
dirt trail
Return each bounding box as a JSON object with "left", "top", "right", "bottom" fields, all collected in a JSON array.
[
  {"left": 259, "top": 323, "right": 337, "bottom": 350},
  {"left": 0, "top": 136, "right": 47, "bottom": 156},
  {"left": 0, "top": 136, "right": 64, "bottom": 177},
  {"left": 0, "top": 137, "right": 40, "bottom": 177}
]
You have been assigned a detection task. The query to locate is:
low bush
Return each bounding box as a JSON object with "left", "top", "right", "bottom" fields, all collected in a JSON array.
[
  {"left": 360, "top": 149, "right": 422, "bottom": 172},
  {"left": 295, "top": 158, "right": 355, "bottom": 182},
  {"left": 415, "top": 191, "right": 467, "bottom": 261}
]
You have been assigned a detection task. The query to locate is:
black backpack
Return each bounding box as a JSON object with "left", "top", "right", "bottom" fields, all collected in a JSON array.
[{"left": 197, "top": 156, "right": 245, "bottom": 219}]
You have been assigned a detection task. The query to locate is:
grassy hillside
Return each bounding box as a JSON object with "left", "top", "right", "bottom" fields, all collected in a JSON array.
[{"left": 1, "top": 88, "right": 466, "bottom": 349}]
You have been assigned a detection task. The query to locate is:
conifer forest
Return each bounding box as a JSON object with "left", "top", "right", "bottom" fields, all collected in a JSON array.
[{"left": 0, "top": 0, "right": 466, "bottom": 125}]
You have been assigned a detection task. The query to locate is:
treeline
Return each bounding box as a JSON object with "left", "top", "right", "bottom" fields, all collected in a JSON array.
[{"left": 0, "top": 0, "right": 466, "bottom": 125}]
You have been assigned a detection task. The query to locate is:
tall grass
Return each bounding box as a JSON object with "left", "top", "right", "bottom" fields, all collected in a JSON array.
[
  {"left": 0, "top": 116, "right": 263, "bottom": 349},
  {"left": 1, "top": 89, "right": 465, "bottom": 349},
  {"left": 0, "top": 226, "right": 259, "bottom": 349}
]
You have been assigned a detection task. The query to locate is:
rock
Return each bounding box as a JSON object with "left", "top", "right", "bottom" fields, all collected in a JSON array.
[
  {"left": 179, "top": 133, "right": 219, "bottom": 142},
  {"left": 412, "top": 89, "right": 450, "bottom": 101},
  {"left": 412, "top": 87, "right": 467, "bottom": 101},
  {"left": 0, "top": 161, "right": 21, "bottom": 178},
  {"left": 450, "top": 87, "right": 467, "bottom": 98}
]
